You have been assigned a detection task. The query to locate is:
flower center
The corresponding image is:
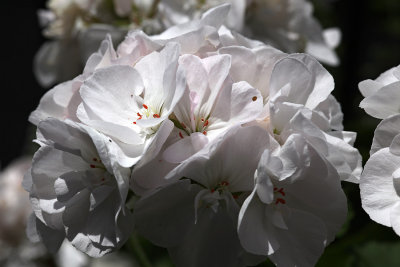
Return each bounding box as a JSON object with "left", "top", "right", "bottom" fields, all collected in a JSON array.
[
  {"left": 171, "top": 113, "right": 210, "bottom": 139},
  {"left": 132, "top": 104, "right": 161, "bottom": 125}
]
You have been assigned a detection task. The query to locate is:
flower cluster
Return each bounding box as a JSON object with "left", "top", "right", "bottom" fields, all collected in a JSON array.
[
  {"left": 27, "top": 4, "right": 361, "bottom": 266},
  {"left": 35, "top": 0, "right": 340, "bottom": 87},
  {"left": 359, "top": 65, "right": 400, "bottom": 236}
]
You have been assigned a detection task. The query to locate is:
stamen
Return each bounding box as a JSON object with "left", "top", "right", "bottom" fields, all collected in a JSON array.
[
  {"left": 90, "top": 164, "right": 96, "bottom": 168},
  {"left": 203, "top": 120, "right": 209, "bottom": 127},
  {"left": 93, "top": 158, "right": 97, "bottom": 162},
  {"left": 153, "top": 114, "right": 160, "bottom": 118},
  {"left": 143, "top": 104, "right": 148, "bottom": 109},
  {"left": 179, "top": 132, "right": 184, "bottom": 139},
  {"left": 220, "top": 181, "right": 229, "bottom": 186},
  {"left": 203, "top": 131, "right": 207, "bottom": 135},
  {"left": 181, "top": 122, "right": 186, "bottom": 128},
  {"left": 133, "top": 122, "right": 136, "bottom": 124},
  {"left": 252, "top": 96, "right": 257, "bottom": 101},
  {"left": 275, "top": 198, "right": 286, "bottom": 205}
]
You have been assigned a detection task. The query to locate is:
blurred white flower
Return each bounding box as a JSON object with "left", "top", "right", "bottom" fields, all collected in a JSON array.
[
  {"left": 0, "top": 157, "right": 32, "bottom": 247},
  {"left": 35, "top": 0, "right": 341, "bottom": 87},
  {"left": 35, "top": 0, "right": 162, "bottom": 87},
  {"left": 245, "top": 0, "right": 341, "bottom": 66}
]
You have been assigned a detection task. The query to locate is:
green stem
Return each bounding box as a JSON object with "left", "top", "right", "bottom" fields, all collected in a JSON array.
[
  {"left": 129, "top": 232, "right": 152, "bottom": 267},
  {"left": 147, "top": 0, "right": 160, "bottom": 18}
]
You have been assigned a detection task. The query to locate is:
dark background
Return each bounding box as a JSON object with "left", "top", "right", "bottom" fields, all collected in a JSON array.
[{"left": 1, "top": 1, "right": 400, "bottom": 266}]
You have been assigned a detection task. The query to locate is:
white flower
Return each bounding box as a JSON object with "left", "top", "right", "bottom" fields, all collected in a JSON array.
[
  {"left": 35, "top": 0, "right": 161, "bottom": 87},
  {"left": 77, "top": 43, "right": 185, "bottom": 165},
  {"left": 24, "top": 118, "right": 133, "bottom": 257},
  {"left": 266, "top": 53, "right": 362, "bottom": 182},
  {"left": 238, "top": 134, "right": 347, "bottom": 266},
  {"left": 162, "top": 53, "right": 263, "bottom": 163},
  {"left": 0, "top": 157, "right": 32, "bottom": 247},
  {"left": 157, "top": 0, "right": 246, "bottom": 31},
  {"left": 245, "top": 0, "right": 341, "bottom": 66},
  {"left": 134, "top": 126, "right": 278, "bottom": 267},
  {"left": 359, "top": 64, "right": 400, "bottom": 119},
  {"left": 360, "top": 114, "right": 400, "bottom": 237}
]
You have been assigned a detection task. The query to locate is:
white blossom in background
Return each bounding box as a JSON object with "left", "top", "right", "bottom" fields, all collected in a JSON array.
[
  {"left": 245, "top": 0, "right": 341, "bottom": 66},
  {"left": 35, "top": 0, "right": 162, "bottom": 87},
  {"left": 0, "top": 157, "right": 47, "bottom": 267},
  {"left": 35, "top": 0, "right": 341, "bottom": 87},
  {"left": 28, "top": 4, "right": 360, "bottom": 266},
  {"left": 359, "top": 65, "right": 400, "bottom": 237}
]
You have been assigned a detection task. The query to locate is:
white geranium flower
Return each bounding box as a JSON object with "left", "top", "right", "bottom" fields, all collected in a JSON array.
[
  {"left": 157, "top": 0, "right": 246, "bottom": 31},
  {"left": 359, "top": 64, "right": 400, "bottom": 119},
  {"left": 134, "top": 126, "right": 278, "bottom": 267},
  {"left": 35, "top": 0, "right": 162, "bottom": 87},
  {"left": 24, "top": 118, "right": 134, "bottom": 257},
  {"left": 245, "top": 0, "right": 340, "bottom": 66},
  {"left": 0, "top": 157, "right": 32, "bottom": 248},
  {"left": 360, "top": 114, "right": 400, "bottom": 236},
  {"left": 266, "top": 53, "right": 361, "bottom": 182},
  {"left": 162, "top": 53, "right": 263, "bottom": 163},
  {"left": 238, "top": 134, "right": 347, "bottom": 266},
  {"left": 220, "top": 46, "right": 360, "bottom": 182},
  {"left": 77, "top": 43, "right": 185, "bottom": 165}
]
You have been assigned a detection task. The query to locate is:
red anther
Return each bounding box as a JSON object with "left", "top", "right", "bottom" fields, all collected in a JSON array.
[
  {"left": 275, "top": 198, "right": 286, "bottom": 205},
  {"left": 101, "top": 178, "right": 105, "bottom": 181},
  {"left": 137, "top": 113, "right": 142, "bottom": 119},
  {"left": 133, "top": 121, "right": 136, "bottom": 124},
  {"left": 201, "top": 118, "right": 204, "bottom": 122},
  {"left": 274, "top": 187, "right": 277, "bottom": 191},
  {"left": 233, "top": 195, "right": 238, "bottom": 199},
  {"left": 143, "top": 104, "right": 148, "bottom": 109},
  {"left": 220, "top": 181, "right": 229, "bottom": 186},
  {"left": 203, "top": 131, "right": 207, "bottom": 135},
  {"left": 252, "top": 96, "right": 257, "bottom": 101},
  {"left": 277, "top": 188, "right": 285, "bottom": 196},
  {"left": 203, "top": 120, "right": 209, "bottom": 127},
  {"left": 90, "top": 164, "right": 96, "bottom": 168},
  {"left": 211, "top": 189, "right": 215, "bottom": 193},
  {"left": 93, "top": 158, "right": 97, "bottom": 161},
  {"left": 179, "top": 132, "right": 184, "bottom": 139},
  {"left": 153, "top": 114, "right": 160, "bottom": 118},
  {"left": 181, "top": 122, "right": 186, "bottom": 128}
]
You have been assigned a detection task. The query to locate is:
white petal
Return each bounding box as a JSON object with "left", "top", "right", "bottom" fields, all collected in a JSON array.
[
  {"left": 360, "top": 81, "right": 400, "bottom": 119},
  {"left": 360, "top": 148, "right": 400, "bottom": 227},
  {"left": 371, "top": 114, "right": 400, "bottom": 155}
]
